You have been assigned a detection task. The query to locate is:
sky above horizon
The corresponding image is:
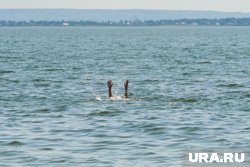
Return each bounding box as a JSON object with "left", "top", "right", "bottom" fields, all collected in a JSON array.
[{"left": 1, "top": 0, "right": 250, "bottom": 13}]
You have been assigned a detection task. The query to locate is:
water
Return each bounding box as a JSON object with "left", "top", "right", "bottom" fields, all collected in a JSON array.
[{"left": 0, "top": 26, "right": 250, "bottom": 166}]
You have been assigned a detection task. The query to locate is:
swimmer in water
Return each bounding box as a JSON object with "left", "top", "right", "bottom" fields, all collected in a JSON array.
[{"left": 107, "top": 80, "right": 129, "bottom": 99}]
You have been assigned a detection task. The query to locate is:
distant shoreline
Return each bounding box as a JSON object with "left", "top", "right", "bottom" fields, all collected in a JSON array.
[
  {"left": 1, "top": 18, "right": 250, "bottom": 26},
  {"left": 1, "top": 9, "right": 250, "bottom": 22}
]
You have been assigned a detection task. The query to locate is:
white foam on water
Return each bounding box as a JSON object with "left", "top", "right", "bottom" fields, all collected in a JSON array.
[
  {"left": 109, "top": 95, "right": 123, "bottom": 101},
  {"left": 95, "top": 95, "right": 141, "bottom": 102},
  {"left": 95, "top": 95, "right": 102, "bottom": 101}
]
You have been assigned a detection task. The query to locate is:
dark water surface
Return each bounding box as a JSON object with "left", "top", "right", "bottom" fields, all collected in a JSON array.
[{"left": 0, "top": 26, "right": 250, "bottom": 166}]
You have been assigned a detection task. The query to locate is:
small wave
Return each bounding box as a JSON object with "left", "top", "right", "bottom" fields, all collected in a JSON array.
[
  {"left": 245, "top": 93, "right": 250, "bottom": 98},
  {"left": 197, "top": 61, "right": 211, "bottom": 64},
  {"left": 182, "top": 47, "right": 191, "bottom": 51},
  {"left": 35, "top": 108, "right": 49, "bottom": 113},
  {"left": 182, "top": 72, "right": 190, "bottom": 76},
  {"left": 43, "top": 68, "right": 64, "bottom": 72},
  {"left": 3, "top": 78, "right": 20, "bottom": 83},
  {"left": 7, "top": 140, "right": 24, "bottom": 146},
  {"left": 147, "top": 127, "right": 165, "bottom": 135},
  {"left": 50, "top": 159, "right": 67, "bottom": 163},
  {"left": 144, "top": 79, "right": 160, "bottom": 83},
  {"left": 244, "top": 127, "right": 250, "bottom": 130},
  {"left": 32, "top": 78, "right": 49, "bottom": 82},
  {"left": 171, "top": 97, "right": 198, "bottom": 103},
  {"left": 88, "top": 109, "right": 123, "bottom": 117},
  {"left": 32, "top": 79, "right": 51, "bottom": 87},
  {"left": 40, "top": 148, "right": 53, "bottom": 151},
  {"left": 217, "top": 83, "right": 244, "bottom": 88},
  {"left": 34, "top": 83, "right": 50, "bottom": 87},
  {"left": 212, "top": 138, "right": 228, "bottom": 143},
  {"left": 200, "top": 43, "right": 209, "bottom": 46},
  {"left": 0, "top": 70, "right": 15, "bottom": 74},
  {"left": 9, "top": 79, "right": 20, "bottom": 83}
]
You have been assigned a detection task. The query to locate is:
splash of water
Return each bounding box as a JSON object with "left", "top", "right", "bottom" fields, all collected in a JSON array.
[{"left": 114, "top": 69, "right": 127, "bottom": 97}]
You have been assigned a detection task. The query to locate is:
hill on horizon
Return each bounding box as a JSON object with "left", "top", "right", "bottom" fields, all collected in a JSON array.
[{"left": 1, "top": 9, "right": 250, "bottom": 21}]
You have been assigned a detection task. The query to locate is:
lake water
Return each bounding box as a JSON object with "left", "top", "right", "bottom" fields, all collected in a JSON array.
[{"left": 0, "top": 26, "right": 250, "bottom": 166}]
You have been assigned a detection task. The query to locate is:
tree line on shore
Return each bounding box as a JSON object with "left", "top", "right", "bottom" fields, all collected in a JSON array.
[{"left": 1, "top": 18, "right": 250, "bottom": 26}]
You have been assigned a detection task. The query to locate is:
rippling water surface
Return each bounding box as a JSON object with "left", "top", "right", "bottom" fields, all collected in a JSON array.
[{"left": 0, "top": 26, "right": 250, "bottom": 166}]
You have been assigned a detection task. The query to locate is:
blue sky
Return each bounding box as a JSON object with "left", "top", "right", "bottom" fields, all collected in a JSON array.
[{"left": 1, "top": 0, "right": 250, "bottom": 12}]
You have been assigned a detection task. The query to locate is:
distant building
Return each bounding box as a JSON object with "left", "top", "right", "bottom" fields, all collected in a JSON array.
[{"left": 62, "top": 22, "right": 69, "bottom": 26}]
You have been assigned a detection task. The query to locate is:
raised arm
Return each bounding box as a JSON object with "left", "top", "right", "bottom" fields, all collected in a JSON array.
[
  {"left": 107, "top": 80, "right": 113, "bottom": 98},
  {"left": 124, "top": 80, "right": 129, "bottom": 98}
]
